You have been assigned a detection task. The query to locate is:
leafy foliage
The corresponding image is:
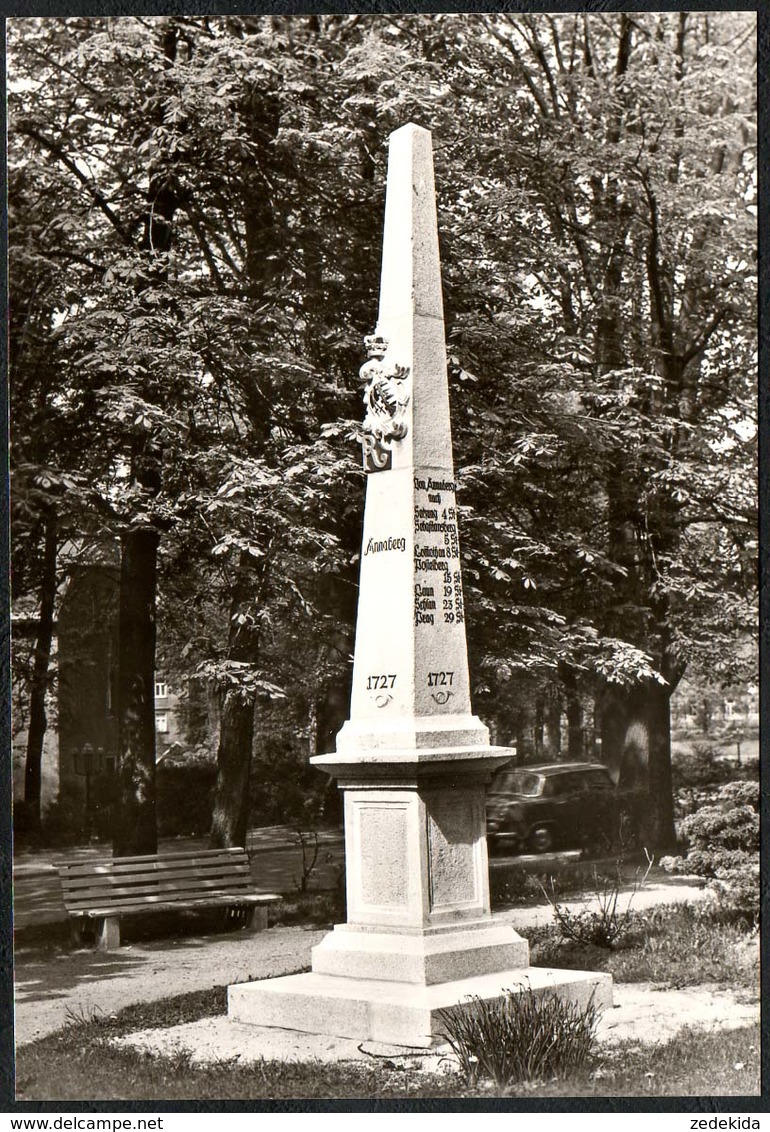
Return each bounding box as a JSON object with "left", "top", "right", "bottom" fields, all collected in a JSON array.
[
  {"left": 661, "top": 781, "right": 759, "bottom": 923},
  {"left": 8, "top": 14, "right": 757, "bottom": 844}
]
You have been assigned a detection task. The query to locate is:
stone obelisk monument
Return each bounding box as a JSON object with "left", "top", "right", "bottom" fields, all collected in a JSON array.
[{"left": 229, "top": 124, "right": 611, "bottom": 1047}]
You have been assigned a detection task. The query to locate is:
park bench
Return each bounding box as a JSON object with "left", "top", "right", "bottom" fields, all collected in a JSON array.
[{"left": 58, "top": 846, "right": 282, "bottom": 951}]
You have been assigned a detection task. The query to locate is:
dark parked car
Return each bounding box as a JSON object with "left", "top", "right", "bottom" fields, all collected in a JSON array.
[{"left": 486, "top": 762, "right": 621, "bottom": 855}]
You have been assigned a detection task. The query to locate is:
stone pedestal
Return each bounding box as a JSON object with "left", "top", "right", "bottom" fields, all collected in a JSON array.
[{"left": 309, "top": 749, "right": 529, "bottom": 983}]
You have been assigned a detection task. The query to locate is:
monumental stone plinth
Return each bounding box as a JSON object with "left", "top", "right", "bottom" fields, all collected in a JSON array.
[{"left": 228, "top": 123, "right": 611, "bottom": 1047}]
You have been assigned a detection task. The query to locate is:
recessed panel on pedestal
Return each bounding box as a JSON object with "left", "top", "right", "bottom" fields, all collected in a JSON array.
[
  {"left": 346, "top": 796, "right": 420, "bottom": 926},
  {"left": 426, "top": 790, "right": 485, "bottom": 918},
  {"left": 359, "top": 803, "right": 408, "bottom": 907}
]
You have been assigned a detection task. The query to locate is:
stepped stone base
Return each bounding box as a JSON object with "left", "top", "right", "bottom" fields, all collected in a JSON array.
[{"left": 228, "top": 967, "right": 613, "bottom": 1050}]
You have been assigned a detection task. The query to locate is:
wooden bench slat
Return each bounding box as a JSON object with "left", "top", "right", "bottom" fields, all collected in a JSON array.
[
  {"left": 60, "top": 864, "right": 252, "bottom": 892},
  {"left": 60, "top": 847, "right": 247, "bottom": 868},
  {"left": 60, "top": 860, "right": 252, "bottom": 879},
  {"left": 61, "top": 871, "right": 253, "bottom": 890},
  {"left": 59, "top": 848, "right": 249, "bottom": 869},
  {"left": 59, "top": 852, "right": 250, "bottom": 878},
  {"left": 70, "top": 893, "right": 281, "bottom": 918},
  {"left": 65, "top": 894, "right": 254, "bottom": 910},
  {"left": 63, "top": 882, "right": 257, "bottom": 907},
  {"left": 62, "top": 882, "right": 254, "bottom": 902},
  {"left": 59, "top": 851, "right": 246, "bottom": 869}
]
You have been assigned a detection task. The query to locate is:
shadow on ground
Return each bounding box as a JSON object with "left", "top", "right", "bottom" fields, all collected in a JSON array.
[{"left": 14, "top": 910, "right": 277, "bottom": 1004}]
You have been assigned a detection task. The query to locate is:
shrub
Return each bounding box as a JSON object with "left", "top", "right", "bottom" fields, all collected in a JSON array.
[
  {"left": 157, "top": 756, "right": 217, "bottom": 838},
  {"left": 661, "top": 781, "right": 759, "bottom": 924},
  {"left": 249, "top": 748, "right": 330, "bottom": 829},
  {"left": 37, "top": 780, "right": 115, "bottom": 847},
  {"left": 615, "top": 786, "right": 653, "bottom": 851},
  {"left": 438, "top": 987, "right": 599, "bottom": 1087},
  {"left": 543, "top": 856, "right": 653, "bottom": 949},
  {"left": 672, "top": 742, "right": 731, "bottom": 791},
  {"left": 550, "top": 899, "right": 629, "bottom": 949},
  {"left": 671, "top": 742, "right": 734, "bottom": 819}
]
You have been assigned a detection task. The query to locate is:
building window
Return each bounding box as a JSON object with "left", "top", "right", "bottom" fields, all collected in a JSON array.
[
  {"left": 156, "top": 712, "right": 169, "bottom": 734},
  {"left": 155, "top": 681, "right": 168, "bottom": 699}
]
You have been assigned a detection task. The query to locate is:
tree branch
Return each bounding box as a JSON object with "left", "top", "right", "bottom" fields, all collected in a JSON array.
[
  {"left": 680, "top": 308, "right": 726, "bottom": 367},
  {"left": 640, "top": 171, "right": 673, "bottom": 356},
  {"left": 16, "top": 122, "right": 134, "bottom": 247},
  {"left": 487, "top": 18, "right": 552, "bottom": 119}
]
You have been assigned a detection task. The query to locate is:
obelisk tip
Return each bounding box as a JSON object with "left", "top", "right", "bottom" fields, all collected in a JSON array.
[{"left": 389, "top": 121, "right": 432, "bottom": 142}]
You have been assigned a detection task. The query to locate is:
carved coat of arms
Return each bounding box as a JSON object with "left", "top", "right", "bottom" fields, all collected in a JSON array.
[{"left": 358, "top": 333, "right": 411, "bottom": 472}]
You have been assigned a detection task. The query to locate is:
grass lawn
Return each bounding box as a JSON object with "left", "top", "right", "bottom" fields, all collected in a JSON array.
[{"left": 15, "top": 993, "right": 760, "bottom": 1100}]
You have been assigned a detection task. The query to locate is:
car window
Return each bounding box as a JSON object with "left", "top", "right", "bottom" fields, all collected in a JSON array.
[
  {"left": 492, "top": 771, "right": 543, "bottom": 797},
  {"left": 543, "top": 772, "right": 586, "bottom": 796}
]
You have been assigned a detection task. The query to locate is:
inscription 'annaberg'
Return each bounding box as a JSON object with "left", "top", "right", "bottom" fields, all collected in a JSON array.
[{"left": 365, "top": 536, "right": 407, "bottom": 555}]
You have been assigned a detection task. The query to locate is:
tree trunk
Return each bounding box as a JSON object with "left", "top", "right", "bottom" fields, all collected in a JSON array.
[
  {"left": 647, "top": 681, "right": 677, "bottom": 850},
  {"left": 209, "top": 688, "right": 254, "bottom": 849},
  {"left": 209, "top": 557, "right": 263, "bottom": 849},
  {"left": 23, "top": 506, "right": 57, "bottom": 834},
  {"left": 534, "top": 697, "right": 545, "bottom": 760},
  {"left": 598, "top": 679, "right": 677, "bottom": 850},
  {"left": 515, "top": 699, "right": 536, "bottom": 763},
  {"left": 566, "top": 691, "right": 584, "bottom": 761},
  {"left": 542, "top": 698, "right": 562, "bottom": 760},
  {"left": 113, "top": 527, "right": 159, "bottom": 857}
]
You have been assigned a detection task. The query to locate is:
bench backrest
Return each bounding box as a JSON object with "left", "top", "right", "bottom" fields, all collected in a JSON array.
[{"left": 58, "top": 847, "right": 254, "bottom": 913}]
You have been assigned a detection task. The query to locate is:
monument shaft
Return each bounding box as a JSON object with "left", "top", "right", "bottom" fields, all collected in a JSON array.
[{"left": 337, "top": 124, "right": 485, "bottom": 754}]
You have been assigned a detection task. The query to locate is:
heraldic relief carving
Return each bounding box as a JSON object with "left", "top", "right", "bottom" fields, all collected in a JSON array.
[{"left": 358, "top": 332, "right": 411, "bottom": 472}]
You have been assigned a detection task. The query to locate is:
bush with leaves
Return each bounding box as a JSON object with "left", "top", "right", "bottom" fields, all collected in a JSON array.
[
  {"left": 439, "top": 986, "right": 599, "bottom": 1087},
  {"left": 661, "top": 781, "right": 759, "bottom": 923},
  {"left": 156, "top": 752, "right": 218, "bottom": 839},
  {"left": 37, "top": 780, "right": 115, "bottom": 848}
]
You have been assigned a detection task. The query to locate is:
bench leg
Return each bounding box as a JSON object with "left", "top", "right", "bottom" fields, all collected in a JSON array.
[
  {"left": 94, "top": 916, "right": 121, "bottom": 951},
  {"left": 70, "top": 919, "right": 87, "bottom": 948},
  {"left": 244, "top": 905, "right": 268, "bottom": 933}
]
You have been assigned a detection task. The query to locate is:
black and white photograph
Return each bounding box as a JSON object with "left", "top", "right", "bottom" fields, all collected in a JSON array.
[{"left": 5, "top": 9, "right": 761, "bottom": 1107}]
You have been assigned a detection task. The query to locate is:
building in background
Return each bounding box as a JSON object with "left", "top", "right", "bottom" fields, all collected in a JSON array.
[{"left": 154, "top": 676, "right": 183, "bottom": 755}]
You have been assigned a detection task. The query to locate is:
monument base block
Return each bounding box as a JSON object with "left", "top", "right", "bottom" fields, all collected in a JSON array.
[
  {"left": 311, "top": 921, "right": 530, "bottom": 984},
  {"left": 228, "top": 966, "right": 613, "bottom": 1049}
]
